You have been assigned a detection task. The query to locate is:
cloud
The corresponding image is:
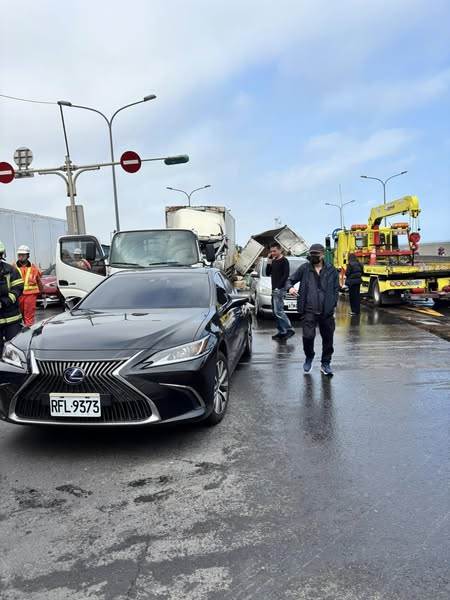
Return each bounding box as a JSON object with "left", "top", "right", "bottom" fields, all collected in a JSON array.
[
  {"left": 322, "top": 69, "right": 450, "bottom": 114},
  {"left": 272, "top": 129, "right": 415, "bottom": 192},
  {"left": 1, "top": 0, "right": 449, "bottom": 244}
]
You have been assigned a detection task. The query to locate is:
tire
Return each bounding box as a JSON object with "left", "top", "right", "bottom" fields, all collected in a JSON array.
[
  {"left": 241, "top": 322, "right": 253, "bottom": 359},
  {"left": 254, "top": 294, "right": 266, "bottom": 319},
  {"left": 204, "top": 352, "right": 230, "bottom": 426},
  {"left": 371, "top": 280, "right": 383, "bottom": 307}
]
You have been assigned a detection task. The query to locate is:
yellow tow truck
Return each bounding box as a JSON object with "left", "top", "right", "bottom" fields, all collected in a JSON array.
[{"left": 326, "top": 195, "right": 450, "bottom": 306}]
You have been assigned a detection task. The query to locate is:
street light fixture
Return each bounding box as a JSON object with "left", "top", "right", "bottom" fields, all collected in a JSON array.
[
  {"left": 57, "top": 95, "right": 157, "bottom": 231},
  {"left": 360, "top": 171, "right": 407, "bottom": 226},
  {"left": 325, "top": 199, "right": 355, "bottom": 230},
  {"left": 166, "top": 184, "right": 211, "bottom": 206}
]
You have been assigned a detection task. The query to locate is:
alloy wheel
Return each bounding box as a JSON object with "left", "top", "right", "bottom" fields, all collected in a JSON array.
[{"left": 213, "top": 359, "right": 229, "bottom": 414}]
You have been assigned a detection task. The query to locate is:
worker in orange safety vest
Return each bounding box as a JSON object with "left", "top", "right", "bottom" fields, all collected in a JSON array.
[{"left": 14, "top": 245, "right": 45, "bottom": 327}]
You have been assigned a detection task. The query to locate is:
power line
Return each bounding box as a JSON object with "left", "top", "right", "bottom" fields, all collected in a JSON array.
[{"left": 0, "top": 93, "right": 57, "bottom": 105}]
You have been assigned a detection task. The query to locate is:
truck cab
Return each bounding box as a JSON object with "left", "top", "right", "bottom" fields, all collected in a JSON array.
[{"left": 56, "top": 229, "right": 202, "bottom": 301}]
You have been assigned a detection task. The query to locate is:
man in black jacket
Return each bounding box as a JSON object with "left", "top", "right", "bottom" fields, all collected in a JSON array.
[
  {"left": 266, "top": 243, "right": 295, "bottom": 340},
  {"left": 345, "top": 253, "right": 363, "bottom": 315},
  {"left": 287, "top": 243, "right": 339, "bottom": 376}
]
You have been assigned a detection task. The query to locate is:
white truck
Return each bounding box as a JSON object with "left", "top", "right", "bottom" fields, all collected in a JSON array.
[
  {"left": 55, "top": 229, "right": 207, "bottom": 301},
  {"left": 165, "top": 205, "right": 236, "bottom": 275},
  {"left": 235, "top": 225, "right": 309, "bottom": 275},
  {"left": 0, "top": 208, "right": 66, "bottom": 269}
]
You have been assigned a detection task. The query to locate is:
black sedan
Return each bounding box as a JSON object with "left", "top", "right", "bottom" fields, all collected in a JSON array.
[{"left": 0, "top": 268, "right": 252, "bottom": 427}]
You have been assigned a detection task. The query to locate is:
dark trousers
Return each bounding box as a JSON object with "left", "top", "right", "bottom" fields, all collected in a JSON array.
[
  {"left": 348, "top": 285, "right": 361, "bottom": 314},
  {"left": 0, "top": 321, "right": 22, "bottom": 355},
  {"left": 302, "top": 312, "right": 335, "bottom": 364}
]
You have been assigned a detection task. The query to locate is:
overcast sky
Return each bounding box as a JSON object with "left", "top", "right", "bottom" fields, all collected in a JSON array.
[{"left": 1, "top": 0, "right": 449, "bottom": 245}]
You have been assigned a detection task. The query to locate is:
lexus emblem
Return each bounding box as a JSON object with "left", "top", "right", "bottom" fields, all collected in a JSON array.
[{"left": 63, "top": 367, "right": 85, "bottom": 385}]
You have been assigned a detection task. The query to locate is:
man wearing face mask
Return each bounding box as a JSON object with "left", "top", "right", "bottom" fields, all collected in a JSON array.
[{"left": 287, "top": 243, "right": 339, "bottom": 376}]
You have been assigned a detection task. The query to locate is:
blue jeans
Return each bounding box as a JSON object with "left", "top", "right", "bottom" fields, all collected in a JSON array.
[{"left": 272, "top": 289, "right": 293, "bottom": 334}]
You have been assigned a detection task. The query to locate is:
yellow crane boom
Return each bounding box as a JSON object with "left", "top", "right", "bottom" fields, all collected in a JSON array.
[{"left": 368, "top": 195, "right": 420, "bottom": 229}]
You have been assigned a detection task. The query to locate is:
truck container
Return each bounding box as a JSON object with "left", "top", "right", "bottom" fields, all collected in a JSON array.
[
  {"left": 0, "top": 208, "right": 66, "bottom": 269},
  {"left": 165, "top": 205, "right": 236, "bottom": 274},
  {"left": 235, "top": 225, "right": 309, "bottom": 275}
]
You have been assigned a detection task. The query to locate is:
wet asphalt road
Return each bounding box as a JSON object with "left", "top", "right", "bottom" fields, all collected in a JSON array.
[{"left": 0, "top": 302, "right": 449, "bottom": 599}]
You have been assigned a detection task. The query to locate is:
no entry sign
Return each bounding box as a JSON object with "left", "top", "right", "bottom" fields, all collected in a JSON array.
[
  {"left": 0, "top": 161, "right": 15, "bottom": 184},
  {"left": 120, "top": 151, "right": 141, "bottom": 174}
]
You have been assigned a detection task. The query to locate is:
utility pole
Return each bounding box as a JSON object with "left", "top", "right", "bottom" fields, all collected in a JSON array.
[{"left": 58, "top": 103, "right": 82, "bottom": 234}]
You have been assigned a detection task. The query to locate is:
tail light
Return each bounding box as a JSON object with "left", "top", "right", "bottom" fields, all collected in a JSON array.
[
  {"left": 410, "top": 288, "right": 425, "bottom": 294},
  {"left": 442, "top": 285, "right": 450, "bottom": 293}
]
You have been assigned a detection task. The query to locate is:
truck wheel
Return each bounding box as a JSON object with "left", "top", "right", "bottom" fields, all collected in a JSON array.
[{"left": 371, "top": 280, "right": 383, "bottom": 306}]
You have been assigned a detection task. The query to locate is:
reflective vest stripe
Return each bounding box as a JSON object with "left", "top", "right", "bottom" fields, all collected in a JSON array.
[
  {"left": 8, "top": 293, "right": 16, "bottom": 303},
  {"left": 23, "top": 266, "right": 39, "bottom": 294},
  {"left": 11, "top": 277, "right": 24, "bottom": 287},
  {"left": 0, "top": 313, "right": 22, "bottom": 325}
]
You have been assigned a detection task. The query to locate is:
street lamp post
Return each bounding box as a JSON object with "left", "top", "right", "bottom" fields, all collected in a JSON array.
[
  {"left": 360, "top": 171, "right": 408, "bottom": 225},
  {"left": 325, "top": 199, "right": 355, "bottom": 230},
  {"left": 166, "top": 185, "right": 211, "bottom": 206},
  {"left": 58, "top": 95, "right": 157, "bottom": 231}
]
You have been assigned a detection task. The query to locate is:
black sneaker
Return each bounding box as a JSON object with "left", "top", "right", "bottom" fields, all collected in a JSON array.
[
  {"left": 272, "top": 333, "right": 286, "bottom": 340},
  {"left": 303, "top": 357, "right": 313, "bottom": 374},
  {"left": 320, "top": 363, "right": 334, "bottom": 376},
  {"left": 285, "top": 329, "right": 296, "bottom": 339}
]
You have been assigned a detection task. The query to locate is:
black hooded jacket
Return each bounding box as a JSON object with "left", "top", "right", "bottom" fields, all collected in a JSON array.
[
  {"left": 287, "top": 261, "right": 339, "bottom": 317},
  {"left": 345, "top": 258, "right": 363, "bottom": 287}
]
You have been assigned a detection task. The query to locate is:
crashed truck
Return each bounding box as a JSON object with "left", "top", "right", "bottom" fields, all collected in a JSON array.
[
  {"left": 165, "top": 205, "right": 236, "bottom": 276},
  {"left": 235, "top": 225, "right": 309, "bottom": 275}
]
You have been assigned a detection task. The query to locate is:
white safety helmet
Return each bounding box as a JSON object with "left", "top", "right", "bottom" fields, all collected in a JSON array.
[
  {"left": 73, "top": 248, "right": 82, "bottom": 256},
  {"left": 17, "top": 244, "right": 31, "bottom": 255}
]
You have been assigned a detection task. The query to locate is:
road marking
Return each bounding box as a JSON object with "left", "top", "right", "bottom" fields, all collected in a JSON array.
[{"left": 404, "top": 306, "right": 443, "bottom": 317}]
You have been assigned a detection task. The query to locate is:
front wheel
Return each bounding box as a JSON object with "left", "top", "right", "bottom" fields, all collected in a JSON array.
[
  {"left": 241, "top": 322, "right": 253, "bottom": 359},
  {"left": 204, "top": 352, "right": 230, "bottom": 426},
  {"left": 371, "top": 280, "right": 383, "bottom": 307}
]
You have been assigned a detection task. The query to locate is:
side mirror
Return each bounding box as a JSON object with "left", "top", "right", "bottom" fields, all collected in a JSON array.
[
  {"left": 65, "top": 297, "right": 80, "bottom": 311},
  {"left": 205, "top": 243, "right": 216, "bottom": 263},
  {"left": 227, "top": 296, "right": 248, "bottom": 310},
  {"left": 85, "top": 242, "right": 96, "bottom": 262}
]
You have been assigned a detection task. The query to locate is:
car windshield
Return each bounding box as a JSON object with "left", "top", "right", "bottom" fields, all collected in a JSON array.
[
  {"left": 80, "top": 272, "right": 211, "bottom": 310},
  {"left": 109, "top": 230, "right": 200, "bottom": 268},
  {"left": 261, "top": 258, "right": 305, "bottom": 276}
]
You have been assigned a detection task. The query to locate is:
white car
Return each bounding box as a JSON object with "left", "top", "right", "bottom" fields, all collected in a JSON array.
[{"left": 249, "top": 256, "right": 306, "bottom": 318}]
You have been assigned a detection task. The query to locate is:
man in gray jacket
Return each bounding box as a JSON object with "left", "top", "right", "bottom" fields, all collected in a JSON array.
[{"left": 287, "top": 243, "right": 339, "bottom": 376}]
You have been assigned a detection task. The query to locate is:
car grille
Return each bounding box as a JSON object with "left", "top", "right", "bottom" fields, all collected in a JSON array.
[{"left": 14, "top": 360, "right": 153, "bottom": 423}]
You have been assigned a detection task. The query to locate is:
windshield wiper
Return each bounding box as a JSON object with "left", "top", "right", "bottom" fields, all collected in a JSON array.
[
  {"left": 109, "top": 262, "right": 144, "bottom": 268},
  {"left": 147, "top": 261, "right": 188, "bottom": 266}
]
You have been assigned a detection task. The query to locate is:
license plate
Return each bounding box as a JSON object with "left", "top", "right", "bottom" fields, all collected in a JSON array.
[
  {"left": 49, "top": 393, "right": 101, "bottom": 417},
  {"left": 285, "top": 301, "right": 297, "bottom": 310}
]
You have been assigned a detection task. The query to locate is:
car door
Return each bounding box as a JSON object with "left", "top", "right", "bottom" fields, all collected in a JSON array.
[
  {"left": 56, "top": 235, "right": 107, "bottom": 301},
  {"left": 215, "top": 272, "right": 248, "bottom": 368},
  {"left": 213, "top": 273, "right": 241, "bottom": 369}
]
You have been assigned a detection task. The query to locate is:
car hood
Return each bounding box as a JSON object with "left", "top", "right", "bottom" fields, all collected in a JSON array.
[{"left": 29, "top": 309, "right": 210, "bottom": 357}]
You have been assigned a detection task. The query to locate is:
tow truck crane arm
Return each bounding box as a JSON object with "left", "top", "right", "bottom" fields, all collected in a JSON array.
[{"left": 367, "top": 195, "right": 421, "bottom": 229}]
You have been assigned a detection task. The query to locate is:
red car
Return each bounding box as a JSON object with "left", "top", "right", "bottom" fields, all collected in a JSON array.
[{"left": 38, "top": 265, "right": 64, "bottom": 306}]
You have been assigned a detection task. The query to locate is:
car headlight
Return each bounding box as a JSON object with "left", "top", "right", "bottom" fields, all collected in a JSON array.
[
  {"left": 2, "top": 342, "right": 26, "bottom": 368},
  {"left": 142, "top": 336, "right": 211, "bottom": 368}
]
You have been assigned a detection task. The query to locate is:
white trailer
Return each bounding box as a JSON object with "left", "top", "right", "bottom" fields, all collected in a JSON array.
[
  {"left": 0, "top": 208, "right": 66, "bottom": 269},
  {"left": 165, "top": 205, "right": 236, "bottom": 274}
]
